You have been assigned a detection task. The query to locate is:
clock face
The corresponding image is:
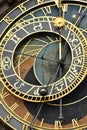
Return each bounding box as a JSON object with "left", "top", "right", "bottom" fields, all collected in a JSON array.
[{"left": 0, "top": 0, "right": 87, "bottom": 130}]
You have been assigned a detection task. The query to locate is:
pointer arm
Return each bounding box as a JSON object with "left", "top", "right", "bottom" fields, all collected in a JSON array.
[
  {"left": 58, "top": 33, "right": 64, "bottom": 119},
  {"left": 30, "top": 103, "right": 44, "bottom": 130},
  {"left": 54, "top": 0, "right": 63, "bottom": 16},
  {"left": 75, "top": 8, "right": 86, "bottom": 26}
]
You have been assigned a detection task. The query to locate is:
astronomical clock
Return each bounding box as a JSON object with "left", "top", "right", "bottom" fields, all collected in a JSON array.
[{"left": 0, "top": 0, "right": 87, "bottom": 130}]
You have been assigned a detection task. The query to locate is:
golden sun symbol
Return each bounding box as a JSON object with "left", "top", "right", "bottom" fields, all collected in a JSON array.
[{"left": 53, "top": 17, "right": 65, "bottom": 27}]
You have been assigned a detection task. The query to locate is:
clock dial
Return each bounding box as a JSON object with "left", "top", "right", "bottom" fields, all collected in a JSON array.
[
  {"left": 0, "top": 0, "right": 87, "bottom": 130},
  {"left": 0, "top": 17, "right": 87, "bottom": 102}
]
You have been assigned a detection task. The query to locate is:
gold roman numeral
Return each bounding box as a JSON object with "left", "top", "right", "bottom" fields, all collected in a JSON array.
[
  {"left": 11, "top": 34, "right": 21, "bottom": 43},
  {"left": 40, "top": 118, "right": 44, "bottom": 127},
  {"left": 24, "top": 112, "right": 30, "bottom": 120},
  {"left": 2, "top": 92, "right": 10, "bottom": 98},
  {"left": 72, "top": 119, "right": 82, "bottom": 130},
  {"left": 54, "top": 120, "right": 62, "bottom": 128},
  {"left": 10, "top": 103, "right": 19, "bottom": 111},
  {"left": 72, "top": 119, "right": 79, "bottom": 127}
]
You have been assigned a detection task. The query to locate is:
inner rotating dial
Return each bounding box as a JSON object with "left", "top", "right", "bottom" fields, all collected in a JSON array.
[{"left": 1, "top": 17, "right": 87, "bottom": 102}]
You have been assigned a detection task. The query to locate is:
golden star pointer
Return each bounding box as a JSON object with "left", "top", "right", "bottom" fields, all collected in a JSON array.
[{"left": 53, "top": 0, "right": 65, "bottom": 27}]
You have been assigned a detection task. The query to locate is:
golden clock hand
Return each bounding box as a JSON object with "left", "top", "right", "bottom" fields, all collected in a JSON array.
[
  {"left": 58, "top": 31, "right": 64, "bottom": 119},
  {"left": 53, "top": 0, "right": 65, "bottom": 28},
  {"left": 59, "top": 35, "right": 62, "bottom": 60},
  {"left": 54, "top": 0, "right": 62, "bottom": 16}
]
